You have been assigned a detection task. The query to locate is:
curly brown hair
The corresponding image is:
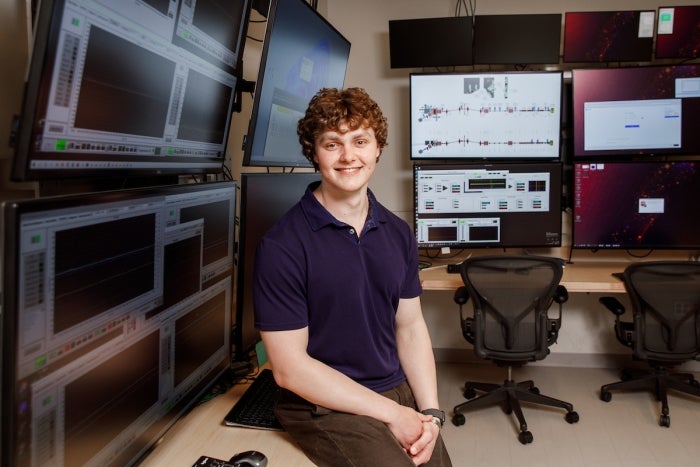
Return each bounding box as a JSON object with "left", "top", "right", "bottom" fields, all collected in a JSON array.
[{"left": 297, "top": 87, "right": 388, "bottom": 169}]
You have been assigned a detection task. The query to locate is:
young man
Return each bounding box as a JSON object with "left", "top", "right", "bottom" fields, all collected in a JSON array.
[{"left": 253, "top": 87, "right": 452, "bottom": 466}]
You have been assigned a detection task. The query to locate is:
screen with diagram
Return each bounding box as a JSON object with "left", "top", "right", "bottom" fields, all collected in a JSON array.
[{"left": 410, "top": 72, "right": 562, "bottom": 160}]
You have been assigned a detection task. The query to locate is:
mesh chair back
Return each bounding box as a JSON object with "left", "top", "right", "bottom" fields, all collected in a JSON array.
[
  {"left": 460, "top": 255, "right": 563, "bottom": 362},
  {"left": 623, "top": 261, "right": 700, "bottom": 361}
]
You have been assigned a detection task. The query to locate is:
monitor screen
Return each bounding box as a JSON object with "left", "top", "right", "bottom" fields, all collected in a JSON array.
[
  {"left": 656, "top": 6, "right": 700, "bottom": 60},
  {"left": 388, "top": 16, "right": 473, "bottom": 68},
  {"left": 572, "top": 161, "right": 700, "bottom": 250},
  {"left": 1, "top": 181, "right": 236, "bottom": 467},
  {"left": 11, "top": 0, "right": 251, "bottom": 181},
  {"left": 472, "top": 14, "right": 562, "bottom": 65},
  {"left": 572, "top": 65, "right": 700, "bottom": 159},
  {"left": 563, "top": 10, "right": 655, "bottom": 62},
  {"left": 242, "top": 0, "right": 350, "bottom": 168},
  {"left": 235, "top": 172, "right": 320, "bottom": 360},
  {"left": 410, "top": 71, "right": 562, "bottom": 160},
  {"left": 413, "top": 162, "right": 562, "bottom": 249}
]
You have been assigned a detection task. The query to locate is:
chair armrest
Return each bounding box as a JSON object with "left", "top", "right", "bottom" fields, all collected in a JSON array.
[
  {"left": 453, "top": 286, "right": 469, "bottom": 305},
  {"left": 599, "top": 296, "right": 625, "bottom": 316},
  {"left": 553, "top": 285, "right": 568, "bottom": 304}
]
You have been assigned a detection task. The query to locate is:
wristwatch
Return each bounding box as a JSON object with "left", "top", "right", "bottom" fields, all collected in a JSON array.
[{"left": 421, "top": 408, "right": 445, "bottom": 428}]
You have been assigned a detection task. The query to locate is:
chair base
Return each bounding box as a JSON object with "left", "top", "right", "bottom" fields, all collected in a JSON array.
[
  {"left": 600, "top": 366, "right": 700, "bottom": 427},
  {"left": 452, "top": 376, "right": 579, "bottom": 444}
]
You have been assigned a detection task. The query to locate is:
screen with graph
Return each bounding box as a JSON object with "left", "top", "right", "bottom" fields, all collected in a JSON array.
[
  {"left": 1, "top": 182, "right": 236, "bottom": 467},
  {"left": 410, "top": 71, "right": 562, "bottom": 160}
]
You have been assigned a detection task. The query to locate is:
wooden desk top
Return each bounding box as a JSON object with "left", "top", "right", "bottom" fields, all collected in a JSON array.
[
  {"left": 140, "top": 375, "right": 313, "bottom": 467},
  {"left": 420, "top": 259, "right": 627, "bottom": 293}
]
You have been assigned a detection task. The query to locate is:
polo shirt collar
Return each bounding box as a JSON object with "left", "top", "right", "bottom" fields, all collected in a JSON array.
[{"left": 301, "top": 181, "right": 386, "bottom": 232}]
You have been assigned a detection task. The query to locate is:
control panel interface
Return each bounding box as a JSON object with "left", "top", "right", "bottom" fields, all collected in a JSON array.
[
  {"left": 3, "top": 182, "right": 236, "bottom": 467},
  {"left": 414, "top": 163, "right": 562, "bottom": 249}
]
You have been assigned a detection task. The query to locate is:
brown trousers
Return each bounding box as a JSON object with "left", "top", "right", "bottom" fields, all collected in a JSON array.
[{"left": 274, "top": 381, "right": 453, "bottom": 467}]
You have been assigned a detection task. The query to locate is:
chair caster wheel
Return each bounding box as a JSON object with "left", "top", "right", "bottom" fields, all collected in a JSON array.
[
  {"left": 565, "top": 411, "right": 579, "bottom": 424},
  {"left": 464, "top": 387, "right": 477, "bottom": 399},
  {"left": 518, "top": 430, "right": 533, "bottom": 445},
  {"left": 600, "top": 390, "right": 612, "bottom": 402},
  {"left": 659, "top": 414, "right": 670, "bottom": 427},
  {"left": 452, "top": 413, "right": 466, "bottom": 426},
  {"left": 529, "top": 386, "right": 540, "bottom": 395}
]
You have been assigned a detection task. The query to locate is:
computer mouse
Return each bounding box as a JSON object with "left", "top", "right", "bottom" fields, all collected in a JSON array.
[{"left": 229, "top": 450, "right": 268, "bottom": 467}]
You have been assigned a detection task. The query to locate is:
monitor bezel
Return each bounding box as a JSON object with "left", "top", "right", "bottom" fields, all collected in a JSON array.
[
  {"left": 11, "top": 0, "right": 251, "bottom": 182},
  {"left": 241, "top": 0, "right": 351, "bottom": 168},
  {"left": 562, "top": 10, "right": 655, "bottom": 63},
  {"left": 571, "top": 160, "right": 700, "bottom": 250},
  {"left": 409, "top": 70, "right": 564, "bottom": 162},
  {"left": 571, "top": 64, "right": 700, "bottom": 160},
  {"left": 1, "top": 180, "right": 237, "bottom": 467},
  {"left": 412, "top": 161, "right": 563, "bottom": 250}
]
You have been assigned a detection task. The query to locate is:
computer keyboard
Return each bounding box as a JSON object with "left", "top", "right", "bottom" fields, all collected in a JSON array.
[{"left": 223, "top": 369, "right": 283, "bottom": 430}]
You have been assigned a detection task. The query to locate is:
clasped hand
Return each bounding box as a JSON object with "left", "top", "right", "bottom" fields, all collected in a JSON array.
[{"left": 386, "top": 405, "right": 440, "bottom": 465}]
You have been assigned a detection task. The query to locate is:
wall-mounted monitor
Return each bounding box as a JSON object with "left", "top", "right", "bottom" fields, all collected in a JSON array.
[
  {"left": 572, "top": 161, "right": 700, "bottom": 250},
  {"left": 235, "top": 172, "right": 320, "bottom": 360},
  {"left": 1, "top": 181, "right": 237, "bottom": 467},
  {"left": 571, "top": 65, "right": 700, "bottom": 160},
  {"left": 242, "top": 0, "right": 350, "bottom": 168},
  {"left": 12, "top": 0, "right": 251, "bottom": 181},
  {"left": 410, "top": 71, "right": 562, "bottom": 161},
  {"left": 473, "top": 14, "right": 562, "bottom": 65},
  {"left": 413, "top": 162, "right": 562, "bottom": 250},
  {"left": 656, "top": 5, "right": 700, "bottom": 60},
  {"left": 563, "top": 10, "right": 655, "bottom": 63},
  {"left": 388, "top": 16, "right": 473, "bottom": 68}
]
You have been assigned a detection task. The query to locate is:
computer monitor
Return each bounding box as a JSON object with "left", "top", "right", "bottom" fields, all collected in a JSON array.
[
  {"left": 656, "top": 5, "right": 700, "bottom": 60},
  {"left": 571, "top": 65, "right": 700, "bottom": 159},
  {"left": 572, "top": 161, "right": 700, "bottom": 250},
  {"left": 410, "top": 71, "right": 563, "bottom": 160},
  {"left": 1, "top": 181, "right": 236, "bottom": 467},
  {"left": 235, "top": 172, "right": 320, "bottom": 361},
  {"left": 11, "top": 0, "right": 251, "bottom": 181},
  {"left": 563, "top": 10, "right": 655, "bottom": 63},
  {"left": 413, "top": 162, "right": 562, "bottom": 250},
  {"left": 472, "top": 14, "right": 562, "bottom": 65},
  {"left": 242, "top": 0, "right": 351, "bottom": 168},
  {"left": 388, "top": 16, "right": 473, "bottom": 68}
]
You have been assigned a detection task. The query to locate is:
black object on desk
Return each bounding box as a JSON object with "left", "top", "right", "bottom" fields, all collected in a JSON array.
[
  {"left": 224, "top": 369, "right": 283, "bottom": 430},
  {"left": 193, "top": 451, "right": 268, "bottom": 467}
]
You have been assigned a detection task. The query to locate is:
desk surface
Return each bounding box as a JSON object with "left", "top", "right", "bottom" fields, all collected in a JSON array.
[
  {"left": 420, "top": 259, "right": 627, "bottom": 293},
  {"left": 140, "top": 375, "right": 313, "bottom": 467}
]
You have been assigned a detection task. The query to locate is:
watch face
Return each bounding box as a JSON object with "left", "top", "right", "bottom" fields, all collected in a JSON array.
[{"left": 422, "top": 409, "right": 445, "bottom": 423}]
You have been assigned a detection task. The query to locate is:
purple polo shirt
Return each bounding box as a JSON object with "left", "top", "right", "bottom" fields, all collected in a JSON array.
[{"left": 253, "top": 182, "right": 423, "bottom": 392}]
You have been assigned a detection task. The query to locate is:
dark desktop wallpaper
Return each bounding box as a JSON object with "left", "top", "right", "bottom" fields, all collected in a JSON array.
[
  {"left": 564, "top": 11, "right": 653, "bottom": 62},
  {"left": 573, "top": 161, "right": 700, "bottom": 249},
  {"left": 572, "top": 65, "right": 700, "bottom": 158},
  {"left": 656, "top": 6, "right": 700, "bottom": 59}
]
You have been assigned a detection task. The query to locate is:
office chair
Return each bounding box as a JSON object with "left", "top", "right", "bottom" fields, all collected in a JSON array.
[
  {"left": 452, "top": 255, "right": 579, "bottom": 445},
  {"left": 598, "top": 261, "right": 700, "bottom": 427}
]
